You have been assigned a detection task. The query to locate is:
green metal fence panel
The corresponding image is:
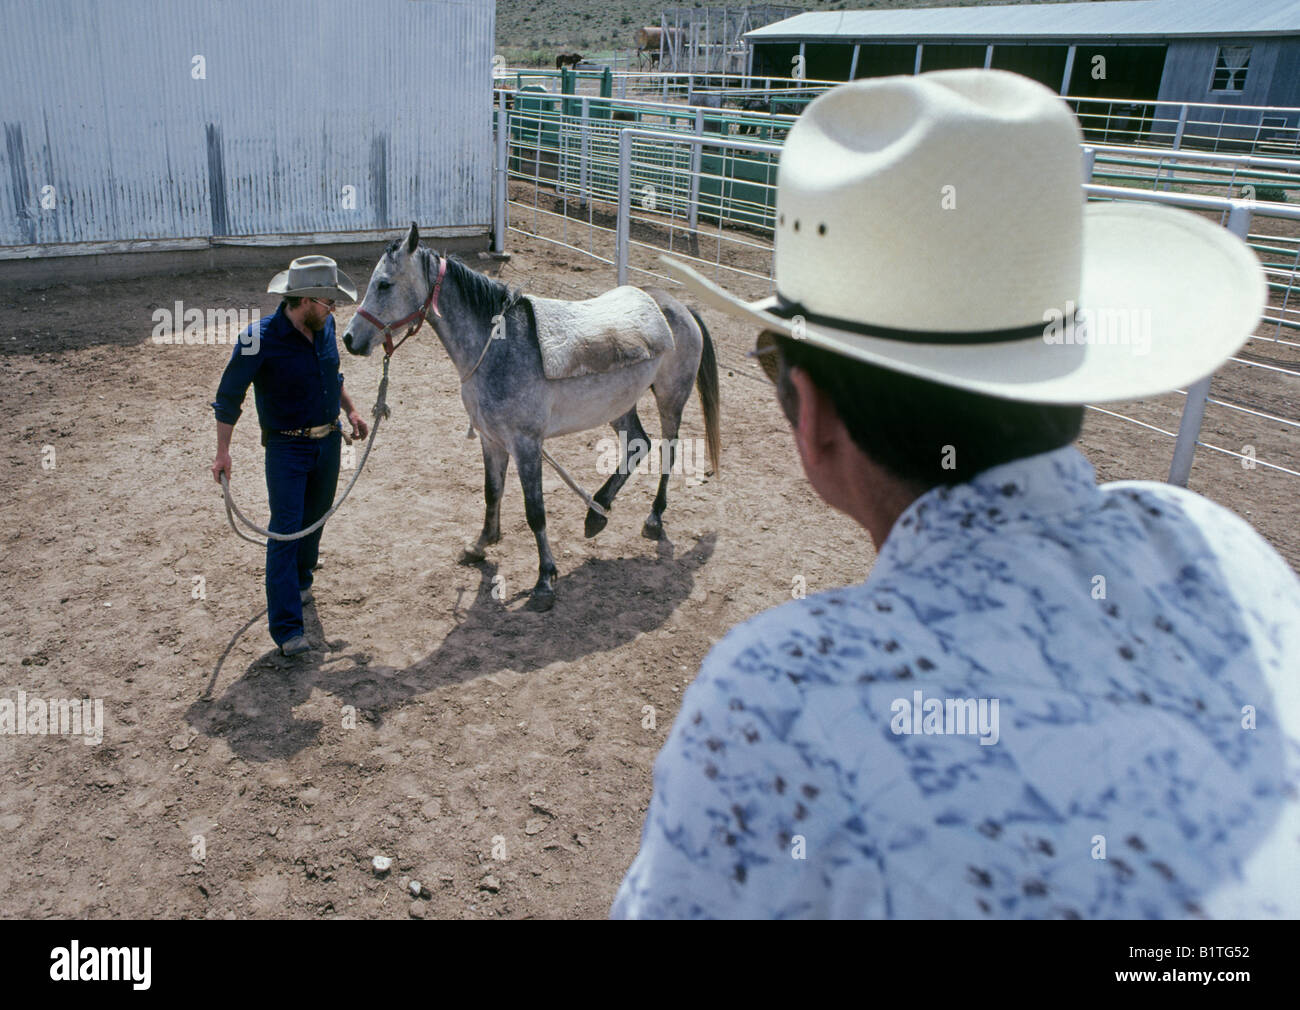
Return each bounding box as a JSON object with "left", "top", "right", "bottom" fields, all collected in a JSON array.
[
  {"left": 510, "top": 93, "right": 788, "bottom": 229},
  {"left": 510, "top": 87, "right": 560, "bottom": 175},
  {"left": 699, "top": 148, "right": 779, "bottom": 229}
]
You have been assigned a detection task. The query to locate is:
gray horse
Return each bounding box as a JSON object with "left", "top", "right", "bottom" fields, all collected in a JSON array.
[{"left": 342, "top": 224, "right": 721, "bottom": 611}]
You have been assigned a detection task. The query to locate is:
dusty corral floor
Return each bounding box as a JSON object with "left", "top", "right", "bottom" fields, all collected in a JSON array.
[{"left": 0, "top": 226, "right": 1295, "bottom": 919}]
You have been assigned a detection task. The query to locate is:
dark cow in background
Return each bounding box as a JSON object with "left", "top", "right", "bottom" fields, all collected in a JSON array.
[
  {"left": 556, "top": 52, "right": 583, "bottom": 70},
  {"left": 730, "top": 97, "right": 805, "bottom": 134}
]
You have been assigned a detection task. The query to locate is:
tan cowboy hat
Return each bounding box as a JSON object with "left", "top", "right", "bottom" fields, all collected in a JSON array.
[
  {"left": 664, "top": 69, "right": 1266, "bottom": 404},
  {"left": 267, "top": 255, "right": 358, "bottom": 303}
]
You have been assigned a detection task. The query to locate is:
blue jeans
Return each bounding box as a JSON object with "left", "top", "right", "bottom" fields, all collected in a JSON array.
[{"left": 264, "top": 431, "right": 341, "bottom": 645}]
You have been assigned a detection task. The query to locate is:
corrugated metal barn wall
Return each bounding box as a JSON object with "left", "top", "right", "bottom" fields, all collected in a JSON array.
[
  {"left": 1268, "top": 39, "right": 1300, "bottom": 106},
  {"left": 0, "top": 0, "right": 494, "bottom": 250}
]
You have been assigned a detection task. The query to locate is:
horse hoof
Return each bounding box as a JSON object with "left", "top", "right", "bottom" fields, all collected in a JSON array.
[
  {"left": 584, "top": 509, "right": 609, "bottom": 538},
  {"left": 642, "top": 518, "right": 663, "bottom": 541},
  {"left": 459, "top": 545, "right": 487, "bottom": 565},
  {"left": 527, "top": 589, "right": 555, "bottom": 612}
]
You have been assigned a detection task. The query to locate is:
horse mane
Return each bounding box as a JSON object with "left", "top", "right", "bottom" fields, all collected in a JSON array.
[{"left": 435, "top": 248, "right": 518, "bottom": 319}]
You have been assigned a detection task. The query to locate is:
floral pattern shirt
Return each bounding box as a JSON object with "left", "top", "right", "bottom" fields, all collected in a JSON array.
[{"left": 612, "top": 447, "right": 1300, "bottom": 919}]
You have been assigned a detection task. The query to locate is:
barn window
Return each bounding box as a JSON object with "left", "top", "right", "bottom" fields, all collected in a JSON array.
[{"left": 1210, "top": 46, "right": 1251, "bottom": 92}]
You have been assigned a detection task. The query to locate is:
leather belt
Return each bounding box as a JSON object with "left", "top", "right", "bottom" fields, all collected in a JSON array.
[{"left": 271, "top": 422, "right": 340, "bottom": 439}]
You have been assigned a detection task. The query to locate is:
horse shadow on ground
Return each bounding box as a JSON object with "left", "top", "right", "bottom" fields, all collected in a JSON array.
[{"left": 186, "top": 533, "right": 716, "bottom": 761}]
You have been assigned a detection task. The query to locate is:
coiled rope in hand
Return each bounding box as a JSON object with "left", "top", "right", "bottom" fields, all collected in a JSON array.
[{"left": 219, "top": 355, "right": 393, "bottom": 547}]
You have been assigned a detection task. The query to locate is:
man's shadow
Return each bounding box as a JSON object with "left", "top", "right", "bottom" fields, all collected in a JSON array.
[{"left": 187, "top": 533, "right": 716, "bottom": 761}]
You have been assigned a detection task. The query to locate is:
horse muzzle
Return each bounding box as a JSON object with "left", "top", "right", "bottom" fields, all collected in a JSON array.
[{"left": 342, "top": 328, "right": 372, "bottom": 357}]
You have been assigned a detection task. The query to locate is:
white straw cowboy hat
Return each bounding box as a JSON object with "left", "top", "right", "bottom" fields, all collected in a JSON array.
[
  {"left": 664, "top": 69, "right": 1266, "bottom": 403},
  {"left": 267, "top": 255, "right": 358, "bottom": 303}
]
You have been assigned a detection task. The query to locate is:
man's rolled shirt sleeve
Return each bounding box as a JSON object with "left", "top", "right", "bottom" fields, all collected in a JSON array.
[{"left": 211, "top": 323, "right": 264, "bottom": 424}]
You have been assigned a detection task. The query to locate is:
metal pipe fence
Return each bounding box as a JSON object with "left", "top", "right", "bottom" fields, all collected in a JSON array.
[
  {"left": 495, "top": 66, "right": 838, "bottom": 105},
  {"left": 1080, "top": 179, "right": 1300, "bottom": 485},
  {"left": 614, "top": 128, "right": 783, "bottom": 287},
  {"left": 494, "top": 93, "right": 1300, "bottom": 491},
  {"left": 1080, "top": 145, "right": 1300, "bottom": 343},
  {"left": 497, "top": 67, "right": 1300, "bottom": 161},
  {"left": 497, "top": 92, "right": 786, "bottom": 277}
]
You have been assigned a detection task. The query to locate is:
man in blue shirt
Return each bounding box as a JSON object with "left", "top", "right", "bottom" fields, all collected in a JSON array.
[{"left": 210, "top": 255, "right": 369, "bottom": 657}]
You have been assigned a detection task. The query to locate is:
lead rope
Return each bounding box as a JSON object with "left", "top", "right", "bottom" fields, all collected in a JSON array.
[
  {"left": 458, "top": 287, "right": 520, "bottom": 386},
  {"left": 541, "top": 445, "right": 608, "bottom": 518},
  {"left": 220, "top": 355, "right": 394, "bottom": 545}
]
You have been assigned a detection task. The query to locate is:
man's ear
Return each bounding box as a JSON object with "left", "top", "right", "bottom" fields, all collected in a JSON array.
[{"left": 787, "top": 366, "right": 840, "bottom": 468}]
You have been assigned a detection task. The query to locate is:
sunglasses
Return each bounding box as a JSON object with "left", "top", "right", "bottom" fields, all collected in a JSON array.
[
  {"left": 750, "top": 331, "right": 781, "bottom": 384},
  {"left": 310, "top": 298, "right": 336, "bottom": 310}
]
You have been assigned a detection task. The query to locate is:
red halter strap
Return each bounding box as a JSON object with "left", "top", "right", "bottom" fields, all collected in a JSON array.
[{"left": 355, "top": 253, "right": 447, "bottom": 358}]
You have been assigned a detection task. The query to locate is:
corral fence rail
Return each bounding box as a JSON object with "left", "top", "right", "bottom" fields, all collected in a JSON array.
[
  {"left": 492, "top": 83, "right": 1300, "bottom": 491},
  {"left": 497, "top": 66, "right": 1300, "bottom": 160}
]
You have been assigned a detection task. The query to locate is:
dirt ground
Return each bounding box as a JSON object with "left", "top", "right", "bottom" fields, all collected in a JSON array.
[{"left": 0, "top": 217, "right": 1296, "bottom": 919}]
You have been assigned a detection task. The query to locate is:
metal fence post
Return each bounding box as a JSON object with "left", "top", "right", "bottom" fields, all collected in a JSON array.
[
  {"left": 494, "top": 107, "right": 508, "bottom": 252},
  {"left": 1060, "top": 45, "right": 1076, "bottom": 95},
  {"left": 1082, "top": 146, "right": 1095, "bottom": 184},
  {"left": 558, "top": 99, "right": 571, "bottom": 204},
  {"left": 1172, "top": 103, "right": 1189, "bottom": 151},
  {"left": 533, "top": 103, "right": 543, "bottom": 197},
  {"left": 1168, "top": 199, "right": 1254, "bottom": 486},
  {"left": 616, "top": 129, "right": 631, "bottom": 286},
  {"left": 1168, "top": 378, "right": 1212, "bottom": 488},
  {"left": 1157, "top": 104, "right": 1189, "bottom": 191},
  {"left": 579, "top": 97, "right": 590, "bottom": 209},
  {"left": 688, "top": 108, "right": 703, "bottom": 235}
]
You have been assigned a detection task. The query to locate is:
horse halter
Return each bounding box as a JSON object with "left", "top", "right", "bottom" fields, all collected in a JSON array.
[{"left": 355, "top": 251, "right": 447, "bottom": 358}]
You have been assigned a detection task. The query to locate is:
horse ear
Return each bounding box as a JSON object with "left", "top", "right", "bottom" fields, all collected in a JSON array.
[{"left": 405, "top": 221, "right": 419, "bottom": 254}]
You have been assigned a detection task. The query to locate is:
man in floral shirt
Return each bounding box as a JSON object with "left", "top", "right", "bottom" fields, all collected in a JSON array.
[{"left": 613, "top": 71, "right": 1299, "bottom": 918}]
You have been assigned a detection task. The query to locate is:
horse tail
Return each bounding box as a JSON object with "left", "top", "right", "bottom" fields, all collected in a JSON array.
[{"left": 689, "top": 307, "right": 722, "bottom": 476}]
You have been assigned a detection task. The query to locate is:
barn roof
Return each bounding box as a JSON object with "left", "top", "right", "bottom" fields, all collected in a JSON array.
[{"left": 746, "top": 0, "right": 1300, "bottom": 43}]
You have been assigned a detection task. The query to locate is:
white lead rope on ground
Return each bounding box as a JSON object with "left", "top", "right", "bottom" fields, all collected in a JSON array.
[{"left": 220, "top": 356, "right": 393, "bottom": 546}]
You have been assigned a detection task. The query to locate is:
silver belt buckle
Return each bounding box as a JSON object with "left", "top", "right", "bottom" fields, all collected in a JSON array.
[{"left": 281, "top": 423, "right": 335, "bottom": 439}]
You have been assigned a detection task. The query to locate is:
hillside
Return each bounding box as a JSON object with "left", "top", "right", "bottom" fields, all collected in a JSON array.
[{"left": 496, "top": 0, "right": 1134, "bottom": 62}]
